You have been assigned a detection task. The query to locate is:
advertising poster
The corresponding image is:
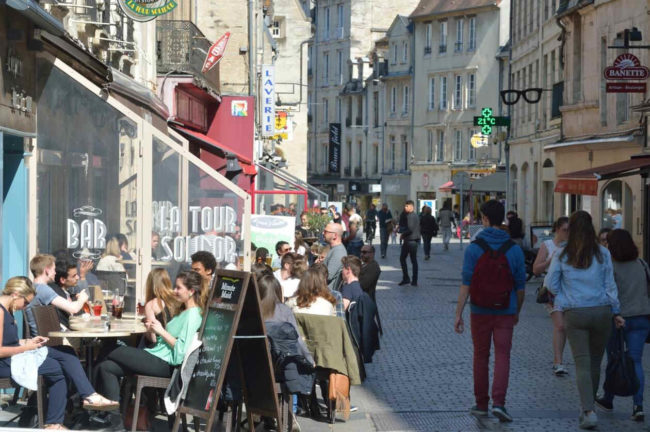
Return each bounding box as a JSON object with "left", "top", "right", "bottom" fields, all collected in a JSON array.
[{"left": 250, "top": 215, "right": 296, "bottom": 259}]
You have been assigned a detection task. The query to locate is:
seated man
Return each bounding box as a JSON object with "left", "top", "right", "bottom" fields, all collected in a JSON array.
[
  {"left": 271, "top": 241, "right": 291, "bottom": 270},
  {"left": 50, "top": 258, "right": 93, "bottom": 329},
  {"left": 359, "top": 246, "right": 381, "bottom": 302}
]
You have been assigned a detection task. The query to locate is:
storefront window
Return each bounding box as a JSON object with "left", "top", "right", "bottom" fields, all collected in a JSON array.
[
  {"left": 255, "top": 164, "right": 307, "bottom": 216},
  {"left": 601, "top": 180, "right": 632, "bottom": 230}
]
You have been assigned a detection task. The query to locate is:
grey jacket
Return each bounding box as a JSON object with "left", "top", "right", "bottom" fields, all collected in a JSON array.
[
  {"left": 613, "top": 259, "right": 650, "bottom": 318},
  {"left": 402, "top": 212, "right": 420, "bottom": 242},
  {"left": 324, "top": 244, "right": 347, "bottom": 291}
]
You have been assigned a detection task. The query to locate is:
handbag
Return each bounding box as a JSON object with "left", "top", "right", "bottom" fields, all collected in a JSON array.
[
  {"left": 639, "top": 259, "right": 650, "bottom": 344},
  {"left": 124, "top": 401, "right": 151, "bottom": 431},
  {"left": 604, "top": 328, "right": 639, "bottom": 397},
  {"left": 328, "top": 372, "right": 350, "bottom": 421},
  {"left": 535, "top": 285, "right": 550, "bottom": 304}
]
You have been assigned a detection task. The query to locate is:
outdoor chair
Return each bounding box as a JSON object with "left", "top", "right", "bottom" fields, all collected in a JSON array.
[
  {"left": 0, "top": 376, "right": 45, "bottom": 428},
  {"left": 31, "top": 305, "right": 64, "bottom": 347}
]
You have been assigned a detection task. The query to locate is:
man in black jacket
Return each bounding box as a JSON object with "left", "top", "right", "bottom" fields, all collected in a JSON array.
[
  {"left": 399, "top": 200, "right": 420, "bottom": 286},
  {"left": 419, "top": 206, "right": 438, "bottom": 260}
]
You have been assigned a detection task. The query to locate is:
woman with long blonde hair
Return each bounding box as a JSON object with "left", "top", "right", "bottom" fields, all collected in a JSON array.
[
  {"left": 144, "top": 269, "right": 180, "bottom": 344},
  {"left": 96, "top": 238, "right": 126, "bottom": 272}
]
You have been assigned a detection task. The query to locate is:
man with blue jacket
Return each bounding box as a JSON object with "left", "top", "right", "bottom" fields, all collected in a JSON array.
[{"left": 453, "top": 200, "right": 526, "bottom": 423}]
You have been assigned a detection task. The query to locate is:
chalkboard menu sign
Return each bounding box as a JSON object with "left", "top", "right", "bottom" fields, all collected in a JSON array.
[
  {"left": 182, "top": 306, "right": 235, "bottom": 412},
  {"left": 173, "top": 270, "right": 280, "bottom": 431}
]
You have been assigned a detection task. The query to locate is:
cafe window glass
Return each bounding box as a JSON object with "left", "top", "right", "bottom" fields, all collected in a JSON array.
[{"left": 36, "top": 62, "right": 140, "bottom": 268}]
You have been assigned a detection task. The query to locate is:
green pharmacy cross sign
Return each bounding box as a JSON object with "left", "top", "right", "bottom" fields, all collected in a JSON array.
[{"left": 473, "top": 108, "right": 510, "bottom": 135}]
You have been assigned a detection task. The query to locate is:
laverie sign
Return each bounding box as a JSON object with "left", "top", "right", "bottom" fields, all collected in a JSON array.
[{"left": 261, "top": 65, "right": 275, "bottom": 137}]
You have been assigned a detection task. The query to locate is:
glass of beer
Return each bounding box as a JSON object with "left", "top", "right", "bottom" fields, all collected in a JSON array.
[{"left": 265, "top": 255, "right": 272, "bottom": 267}]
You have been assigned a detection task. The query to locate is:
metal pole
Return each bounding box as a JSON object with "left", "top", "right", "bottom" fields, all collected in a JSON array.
[{"left": 248, "top": 0, "right": 255, "bottom": 96}]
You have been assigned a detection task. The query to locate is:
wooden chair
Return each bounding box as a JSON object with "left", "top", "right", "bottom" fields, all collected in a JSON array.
[
  {"left": 0, "top": 375, "right": 45, "bottom": 428},
  {"left": 31, "top": 305, "right": 63, "bottom": 347}
]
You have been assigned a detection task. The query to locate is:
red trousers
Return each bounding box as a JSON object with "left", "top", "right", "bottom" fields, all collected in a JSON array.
[{"left": 470, "top": 313, "right": 515, "bottom": 409}]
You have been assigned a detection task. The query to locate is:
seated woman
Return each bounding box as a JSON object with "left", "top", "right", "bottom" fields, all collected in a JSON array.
[
  {"left": 0, "top": 277, "right": 116, "bottom": 430},
  {"left": 95, "top": 271, "right": 207, "bottom": 429},
  {"left": 286, "top": 267, "right": 337, "bottom": 316},
  {"left": 143, "top": 268, "right": 179, "bottom": 345},
  {"left": 274, "top": 253, "right": 306, "bottom": 300},
  {"left": 96, "top": 238, "right": 126, "bottom": 272}
]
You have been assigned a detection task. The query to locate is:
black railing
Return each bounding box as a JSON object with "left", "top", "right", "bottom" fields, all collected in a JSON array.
[
  {"left": 157, "top": 20, "right": 219, "bottom": 91},
  {"left": 345, "top": 118, "right": 352, "bottom": 127},
  {"left": 424, "top": 46, "right": 432, "bottom": 54},
  {"left": 439, "top": 44, "right": 447, "bottom": 54},
  {"left": 454, "top": 41, "right": 463, "bottom": 52}
]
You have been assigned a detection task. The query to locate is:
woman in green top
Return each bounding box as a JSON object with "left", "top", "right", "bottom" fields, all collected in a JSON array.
[{"left": 95, "top": 271, "right": 207, "bottom": 429}]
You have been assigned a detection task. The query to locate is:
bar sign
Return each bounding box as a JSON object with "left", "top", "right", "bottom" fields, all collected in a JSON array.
[{"left": 262, "top": 65, "right": 275, "bottom": 137}]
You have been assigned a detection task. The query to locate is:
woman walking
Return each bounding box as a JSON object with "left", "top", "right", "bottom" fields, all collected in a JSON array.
[
  {"left": 595, "top": 229, "right": 650, "bottom": 421},
  {"left": 533, "top": 216, "right": 569, "bottom": 375},
  {"left": 547, "top": 211, "right": 624, "bottom": 430}
]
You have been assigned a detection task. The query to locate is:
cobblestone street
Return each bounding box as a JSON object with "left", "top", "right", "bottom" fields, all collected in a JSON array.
[{"left": 300, "top": 237, "right": 650, "bottom": 432}]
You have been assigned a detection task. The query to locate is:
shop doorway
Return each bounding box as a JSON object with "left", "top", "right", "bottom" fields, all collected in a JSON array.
[{"left": 0, "top": 132, "right": 28, "bottom": 284}]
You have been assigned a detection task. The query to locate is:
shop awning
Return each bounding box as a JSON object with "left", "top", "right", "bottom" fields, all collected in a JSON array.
[
  {"left": 469, "top": 172, "right": 506, "bottom": 193},
  {"left": 171, "top": 125, "right": 257, "bottom": 175},
  {"left": 438, "top": 181, "right": 454, "bottom": 191},
  {"left": 555, "top": 155, "right": 650, "bottom": 196}
]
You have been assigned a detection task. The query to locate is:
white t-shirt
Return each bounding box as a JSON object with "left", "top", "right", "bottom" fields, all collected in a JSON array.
[
  {"left": 274, "top": 270, "right": 300, "bottom": 299},
  {"left": 286, "top": 296, "right": 335, "bottom": 316}
]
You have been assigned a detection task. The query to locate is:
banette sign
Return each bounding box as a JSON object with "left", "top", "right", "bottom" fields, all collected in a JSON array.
[{"left": 604, "top": 54, "right": 649, "bottom": 80}]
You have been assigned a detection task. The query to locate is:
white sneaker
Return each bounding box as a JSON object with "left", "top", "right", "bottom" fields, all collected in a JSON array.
[
  {"left": 579, "top": 410, "right": 597, "bottom": 430},
  {"left": 553, "top": 364, "right": 568, "bottom": 376}
]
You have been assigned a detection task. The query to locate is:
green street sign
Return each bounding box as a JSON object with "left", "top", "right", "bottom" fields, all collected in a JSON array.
[{"left": 473, "top": 107, "right": 510, "bottom": 135}]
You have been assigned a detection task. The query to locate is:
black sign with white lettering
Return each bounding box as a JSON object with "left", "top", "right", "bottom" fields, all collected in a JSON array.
[{"left": 329, "top": 123, "right": 341, "bottom": 173}]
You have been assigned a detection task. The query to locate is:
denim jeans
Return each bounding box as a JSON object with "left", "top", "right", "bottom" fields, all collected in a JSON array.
[
  {"left": 379, "top": 228, "right": 389, "bottom": 256},
  {"left": 470, "top": 314, "right": 516, "bottom": 408},
  {"left": 604, "top": 315, "right": 650, "bottom": 406},
  {"left": 421, "top": 234, "right": 433, "bottom": 257}
]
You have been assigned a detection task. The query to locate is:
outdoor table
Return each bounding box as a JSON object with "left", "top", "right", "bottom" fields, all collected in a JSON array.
[{"left": 49, "top": 316, "right": 146, "bottom": 383}]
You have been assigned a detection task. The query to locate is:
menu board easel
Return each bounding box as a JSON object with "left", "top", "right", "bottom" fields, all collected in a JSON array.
[{"left": 172, "top": 270, "right": 280, "bottom": 431}]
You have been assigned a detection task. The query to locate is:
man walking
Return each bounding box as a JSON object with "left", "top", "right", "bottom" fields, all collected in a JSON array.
[
  {"left": 398, "top": 200, "right": 420, "bottom": 286},
  {"left": 454, "top": 200, "right": 526, "bottom": 423},
  {"left": 365, "top": 204, "right": 378, "bottom": 244},
  {"left": 377, "top": 203, "right": 393, "bottom": 259},
  {"left": 438, "top": 203, "right": 456, "bottom": 251},
  {"left": 359, "top": 245, "right": 381, "bottom": 301},
  {"left": 419, "top": 206, "right": 438, "bottom": 260}
]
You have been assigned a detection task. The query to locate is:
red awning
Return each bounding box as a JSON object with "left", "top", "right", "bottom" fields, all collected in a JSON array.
[
  {"left": 171, "top": 125, "right": 257, "bottom": 175},
  {"left": 438, "top": 181, "right": 454, "bottom": 191},
  {"left": 555, "top": 155, "right": 650, "bottom": 196},
  {"left": 555, "top": 178, "right": 599, "bottom": 196}
]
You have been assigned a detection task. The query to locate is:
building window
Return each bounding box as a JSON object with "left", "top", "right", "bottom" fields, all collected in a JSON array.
[
  {"left": 391, "top": 86, "right": 396, "bottom": 113},
  {"left": 440, "top": 76, "right": 447, "bottom": 109},
  {"left": 600, "top": 38, "right": 607, "bottom": 126},
  {"left": 425, "top": 22, "right": 432, "bottom": 53},
  {"left": 453, "top": 75, "right": 462, "bottom": 109},
  {"left": 390, "top": 136, "right": 396, "bottom": 171},
  {"left": 336, "top": 98, "right": 342, "bottom": 122},
  {"left": 455, "top": 19, "right": 463, "bottom": 52},
  {"left": 373, "top": 91, "right": 379, "bottom": 127},
  {"left": 467, "top": 73, "right": 476, "bottom": 107},
  {"left": 323, "top": 98, "right": 328, "bottom": 124},
  {"left": 374, "top": 145, "right": 379, "bottom": 174},
  {"left": 428, "top": 77, "right": 435, "bottom": 110},
  {"left": 439, "top": 20, "right": 447, "bottom": 53},
  {"left": 468, "top": 17, "right": 476, "bottom": 51},
  {"left": 436, "top": 130, "right": 445, "bottom": 162},
  {"left": 402, "top": 41, "right": 408, "bottom": 63},
  {"left": 337, "top": 50, "right": 343, "bottom": 85},
  {"left": 357, "top": 141, "right": 362, "bottom": 173},
  {"left": 323, "top": 52, "right": 329, "bottom": 84},
  {"left": 454, "top": 130, "right": 462, "bottom": 160},
  {"left": 401, "top": 135, "right": 408, "bottom": 170},
  {"left": 427, "top": 130, "right": 434, "bottom": 162},
  {"left": 392, "top": 43, "right": 398, "bottom": 64},
  {"left": 322, "top": 143, "right": 329, "bottom": 172},
  {"left": 468, "top": 129, "right": 477, "bottom": 161},
  {"left": 403, "top": 85, "right": 409, "bottom": 114},
  {"left": 337, "top": 3, "right": 344, "bottom": 30},
  {"left": 324, "top": 7, "right": 330, "bottom": 39}
]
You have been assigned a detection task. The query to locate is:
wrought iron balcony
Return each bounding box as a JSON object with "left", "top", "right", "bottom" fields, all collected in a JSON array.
[{"left": 156, "top": 20, "right": 219, "bottom": 91}]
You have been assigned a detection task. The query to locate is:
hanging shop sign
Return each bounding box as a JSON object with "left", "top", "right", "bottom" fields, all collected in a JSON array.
[
  {"left": 117, "top": 0, "right": 177, "bottom": 22},
  {"left": 472, "top": 108, "right": 510, "bottom": 135},
  {"left": 605, "top": 54, "right": 649, "bottom": 93},
  {"left": 272, "top": 111, "right": 292, "bottom": 140},
  {"left": 231, "top": 100, "right": 248, "bottom": 117},
  {"left": 153, "top": 201, "right": 238, "bottom": 264},
  {"left": 328, "top": 123, "right": 341, "bottom": 173},
  {"left": 202, "top": 32, "right": 231, "bottom": 73},
  {"left": 470, "top": 133, "right": 489, "bottom": 148},
  {"left": 262, "top": 65, "right": 275, "bottom": 137}
]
